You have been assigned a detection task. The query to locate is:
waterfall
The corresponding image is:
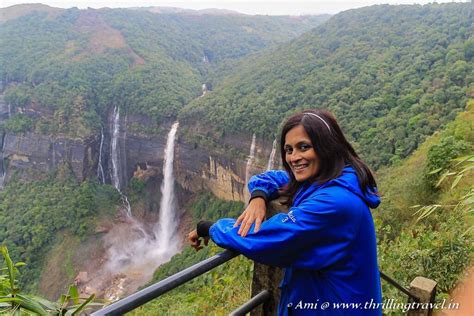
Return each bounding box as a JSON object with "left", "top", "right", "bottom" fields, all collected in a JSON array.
[
  {"left": 201, "top": 84, "right": 207, "bottom": 97},
  {"left": 111, "top": 106, "right": 121, "bottom": 190},
  {"left": 0, "top": 134, "right": 6, "bottom": 188},
  {"left": 266, "top": 139, "right": 277, "bottom": 170},
  {"left": 97, "top": 126, "right": 106, "bottom": 184},
  {"left": 155, "top": 122, "right": 180, "bottom": 255},
  {"left": 244, "top": 134, "right": 256, "bottom": 203},
  {"left": 110, "top": 106, "right": 131, "bottom": 217},
  {"left": 52, "top": 142, "right": 56, "bottom": 168},
  {"left": 245, "top": 134, "right": 256, "bottom": 184},
  {"left": 0, "top": 95, "right": 9, "bottom": 188},
  {"left": 95, "top": 121, "right": 180, "bottom": 300}
]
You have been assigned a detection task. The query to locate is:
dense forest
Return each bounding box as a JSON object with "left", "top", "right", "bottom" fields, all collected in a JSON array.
[
  {"left": 0, "top": 3, "right": 328, "bottom": 297},
  {"left": 0, "top": 166, "right": 120, "bottom": 291},
  {"left": 0, "top": 2, "right": 472, "bottom": 315},
  {"left": 132, "top": 104, "right": 473, "bottom": 315},
  {"left": 180, "top": 3, "right": 472, "bottom": 169},
  {"left": 0, "top": 4, "right": 328, "bottom": 138}
]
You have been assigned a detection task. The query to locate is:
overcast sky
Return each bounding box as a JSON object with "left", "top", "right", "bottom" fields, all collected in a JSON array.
[{"left": 0, "top": 1, "right": 466, "bottom": 15}]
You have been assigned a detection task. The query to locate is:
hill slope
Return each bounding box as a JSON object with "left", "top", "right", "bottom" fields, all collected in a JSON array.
[
  {"left": 0, "top": 6, "right": 328, "bottom": 137},
  {"left": 180, "top": 3, "right": 473, "bottom": 169},
  {"left": 132, "top": 103, "right": 473, "bottom": 315}
]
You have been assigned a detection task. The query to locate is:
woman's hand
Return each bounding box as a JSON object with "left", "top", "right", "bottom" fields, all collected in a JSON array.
[
  {"left": 188, "top": 229, "right": 209, "bottom": 251},
  {"left": 234, "top": 197, "right": 267, "bottom": 237}
]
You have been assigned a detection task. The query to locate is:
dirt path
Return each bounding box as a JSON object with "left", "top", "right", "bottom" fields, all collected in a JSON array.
[{"left": 440, "top": 265, "right": 474, "bottom": 315}]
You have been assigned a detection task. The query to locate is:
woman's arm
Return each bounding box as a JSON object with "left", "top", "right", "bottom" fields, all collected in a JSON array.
[
  {"left": 247, "top": 170, "right": 290, "bottom": 201},
  {"left": 211, "top": 187, "right": 362, "bottom": 267},
  {"left": 235, "top": 170, "right": 290, "bottom": 237}
]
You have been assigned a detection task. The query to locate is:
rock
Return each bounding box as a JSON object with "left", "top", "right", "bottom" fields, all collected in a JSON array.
[
  {"left": 82, "top": 286, "right": 97, "bottom": 295},
  {"left": 2, "top": 131, "right": 93, "bottom": 181},
  {"left": 74, "top": 271, "right": 89, "bottom": 285},
  {"left": 95, "top": 225, "right": 110, "bottom": 234}
]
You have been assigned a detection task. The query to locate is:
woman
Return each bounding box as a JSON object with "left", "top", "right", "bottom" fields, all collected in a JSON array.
[{"left": 188, "top": 109, "right": 382, "bottom": 315}]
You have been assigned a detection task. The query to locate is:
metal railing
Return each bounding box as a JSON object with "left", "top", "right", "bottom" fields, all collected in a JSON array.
[
  {"left": 91, "top": 250, "right": 238, "bottom": 316},
  {"left": 380, "top": 272, "right": 437, "bottom": 316},
  {"left": 91, "top": 249, "right": 434, "bottom": 316},
  {"left": 229, "top": 290, "right": 270, "bottom": 316},
  {"left": 380, "top": 271, "right": 419, "bottom": 302}
]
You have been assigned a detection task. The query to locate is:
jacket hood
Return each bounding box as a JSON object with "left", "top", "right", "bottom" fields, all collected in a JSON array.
[{"left": 326, "top": 166, "right": 381, "bottom": 209}]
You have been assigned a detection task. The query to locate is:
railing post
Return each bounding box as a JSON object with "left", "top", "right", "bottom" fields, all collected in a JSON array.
[
  {"left": 407, "top": 276, "right": 437, "bottom": 316},
  {"left": 250, "top": 199, "right": 287, "bottom": 316}
]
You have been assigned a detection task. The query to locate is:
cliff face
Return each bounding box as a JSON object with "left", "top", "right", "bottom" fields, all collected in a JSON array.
[
  {"left": 2, "top": 132, "right": 95, "bottom": 181},
  {"left": 0, "top": 105, "right": 280, "bottom": 203},
  {"left": 175, "top": 141, "right": 246, "bottom": 201}
]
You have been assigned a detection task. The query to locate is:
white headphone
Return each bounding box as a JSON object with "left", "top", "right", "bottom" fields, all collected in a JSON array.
[{"left": 304, "top": 112, "right": 331, "bottom": 131}]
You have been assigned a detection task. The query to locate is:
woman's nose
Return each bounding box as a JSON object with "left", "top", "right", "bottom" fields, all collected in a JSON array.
[{"left": 289, "top": 153, "right": 302, "bottom": 164}]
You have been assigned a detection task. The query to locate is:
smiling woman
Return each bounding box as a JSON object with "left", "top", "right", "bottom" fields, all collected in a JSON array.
[
  {"left": 283, "top": 125, "right": 319, "bottom": 182},
  {"left": 189, "top": 109, "right": 381, "bottom": 315}
]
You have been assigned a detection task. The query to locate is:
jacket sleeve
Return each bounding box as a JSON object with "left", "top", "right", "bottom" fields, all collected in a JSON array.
[
  {"left": 210, "top": 187, "right": 361, "bottom": 268},
  {"left": 248, "top": 170, "right": 290, "bottom": 201}
]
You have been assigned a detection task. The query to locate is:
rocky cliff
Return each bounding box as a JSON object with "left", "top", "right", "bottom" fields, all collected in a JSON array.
[{"left": 0, "top": 101, "right": 280, "bottom": 204}]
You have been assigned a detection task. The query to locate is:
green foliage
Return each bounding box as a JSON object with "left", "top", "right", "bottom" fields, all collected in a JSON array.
[
  {"left": 0, "top": 245, "right": 99, "bottom": 315},
  {"left": 424, "top": 136, "right": 469, "bottom": 187},
  {"left": 376, "top": 106, "right": 473, "bottom": 308},
  {"left": 180, "top": 3, "right": 473, "bottom": 169},
  {"left": 128, "top": 177, "right": 146, "bottom": 194},
  {"left": 0, "top": 4, "right": 472, "bottom": 313},
  {"left": 463, "top": 37, "right": 474, "bottom": 61},
  {"left": 0, "top": 173, "right": 119, "bottom": 292},
  {"left": 379, "top": 218, "right": 472, "bottom": 300},
  {"left": 4, "top": 85, "right": 31, "bottom": 109},
  {"left": 0, "top": 7, "right": 327, "bottom": 138},
  {"left": 2, "top": 114, "right": 34, "bottom": 134},
  {"left": 414, "top": 153, "right": 473, "bottom": 229},
  {"left": 129, "top": 193, "right": 247, "bottom": 315},
  {"left": 132, "top": 245, "right": 252, "bottom": 316},
  {"left": 190, "top": 192, "right": 244, "bottom": 222}
]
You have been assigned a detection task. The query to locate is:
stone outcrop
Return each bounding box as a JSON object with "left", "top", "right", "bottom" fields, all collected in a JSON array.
[
  {"left": 0, "top": 104, "right": 280, "bottom": 203},
  {"left": 175, "top": 141, "right": 246, "bottom": 202},
  {"left": 2, "top": 132, "right": 95, "bottom": 181}
]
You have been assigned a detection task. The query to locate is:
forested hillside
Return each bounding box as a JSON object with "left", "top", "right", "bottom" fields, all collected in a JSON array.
[
  {"left": 0, "top": 4, "right": 328, "bottom": 138},
  {"left": 131, "top": 103, "right": 473, "bottom": 315},
  {"left": 0, "top": 2, "right": 472, "bottom": 314},
  {"left": 0, "top": 166, "right": 120, "bottom": 292},
  {"left": 0, "top": 4, "right": 328, "bottom": 295},
  {"left": 180, "top": 3, "right": 473, "bottom": 169}
]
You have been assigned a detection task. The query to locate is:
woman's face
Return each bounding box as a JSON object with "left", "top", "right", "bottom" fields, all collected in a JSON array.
[{"left": 284, "top": 125, "right": 319, "bottom": 182}]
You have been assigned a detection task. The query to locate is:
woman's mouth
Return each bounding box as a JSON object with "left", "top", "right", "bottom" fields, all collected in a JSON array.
[{"left": 292, "top": 163, "right": 308, "bottom": 172}]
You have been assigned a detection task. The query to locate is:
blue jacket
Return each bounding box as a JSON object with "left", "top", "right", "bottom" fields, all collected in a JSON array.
[{"left": 209, "top": 166, "right": 382, "bottom": 315}]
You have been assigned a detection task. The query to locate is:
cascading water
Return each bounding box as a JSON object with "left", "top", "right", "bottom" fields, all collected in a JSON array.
[
  {"left": 87, "top": 121, "right": 181, "bottom": 300},
  {"left": 155, "top": 121, "right": 180, "bottom": 256},
  {"left": 245, "top": 134, "right": 256, "bottom": 183},
  {"left": 0, "top": 134, "right": 6, "bottom": 188},
  {"left": 111, "top": 106, "right": 132, "bottom": 217},
  {"left": 0, "top": 95, "right": 10, "bottom": 188},
  {"left": 201, "top": 84, "right": 207, "bottom": 97},
  {"left": 111, "top": 106, "right": 121, "bottom": 190},
  {"left": 244, "top": 134, "right": 256, "bottom": 203},
  {"left": 97, "top": 126, "right": 106, "bottom": 184},
  {"left": 267, "top": 139, "right": 277, "bottom": 170}
]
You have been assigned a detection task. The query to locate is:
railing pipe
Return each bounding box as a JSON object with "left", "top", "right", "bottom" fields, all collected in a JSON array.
[
  {"left": 229, "top": 290, "right": 270, "bottom": 316},
  {"left": 380, "top": 271, "right": 419, "bottom": 302},
  {"left": 91, "top": 250, "right": 239, "bottom": 316}
]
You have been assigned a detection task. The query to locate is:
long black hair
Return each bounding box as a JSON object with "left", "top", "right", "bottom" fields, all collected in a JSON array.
[{"left": 279, "top": 109, "right": 377, "bottom": 205}]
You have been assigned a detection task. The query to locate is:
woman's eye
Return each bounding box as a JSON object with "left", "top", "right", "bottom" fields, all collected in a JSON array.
[
  {"left": 300, "top": 144, "right": 311, "bottom": 151},
  {"left": 284, "top": 147, "right": 293, "bottom": 154}
]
